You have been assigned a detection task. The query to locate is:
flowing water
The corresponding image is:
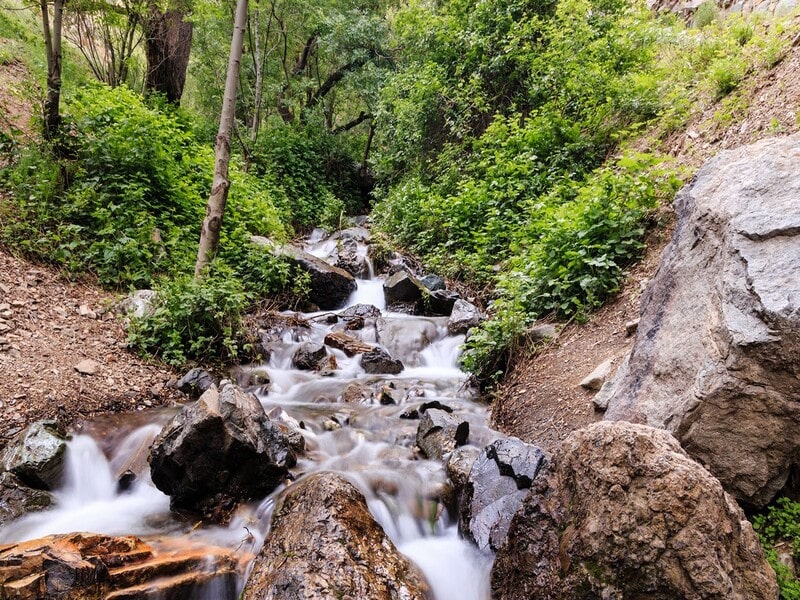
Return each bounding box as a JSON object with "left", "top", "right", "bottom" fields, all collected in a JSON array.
[{"left": 1, "top": 230, "right": 497, "bottom": 599}]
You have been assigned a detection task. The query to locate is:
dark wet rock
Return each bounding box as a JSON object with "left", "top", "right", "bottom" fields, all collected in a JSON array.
[
  {"left": 383, "top": 271, "right": 425, "bottom": 304},
  {"left": 420, "top": 274, "right": 446, "bottom": 292},
  {"left": 242, "top": 472, "right": 429, "bottom": 600},
  {"left": 360, "top": 348, "right": 404, "bottom": 375},
  {"left": 491, "top": 421, "right": 779, "bottom": 600},
  {"left": 416, "top": 409, "right": 469, "bottom": 460},
  {"left": 426, "top": 289, "right": 460, "bottom": 316},
  {"left": 400, "top": 408, "right": 420, "bottom": 420},
  {"left": 447, "top": 299, "right": 484, "bottom": 335},
  {"left": 0, "top": 471, "right": 54, "bottom": 527},
  {"left": 334, "top": 236, "right": 370, "bottom": 278},
  {"left": 445, "top": 445, "right": 481, "bottom": 496},
  {"left": 378, "top": 386, "right": 396, "bottom": 405},
  {"left": 149, "top": 381, "right": 296, "bottom": 518},
  {"left": 420, "top": 401, "right": 454, "bottom": 414},
  {"left": 600, "top": 135, "right": 800, "bottom": 508},
  {"left": 292, "top": 343, "right": 327, "bottom": 371},
  {"left": 340, "top": 303, "right": 382, "bottom": 319},
  {"left": 1, "top": 420, "right": 67, "bottom": 490},
  {"left": 459, "top": 437, "right": 546, "bottom": 552},
  {"left": 176, "top": 367, "right": 216, "bottom": 400},
  {"left": 0, "top": 533, "right": 239, "bottom": 600},
  {"left": 253, "top": 237, "right": 357, "bottom": 309}
]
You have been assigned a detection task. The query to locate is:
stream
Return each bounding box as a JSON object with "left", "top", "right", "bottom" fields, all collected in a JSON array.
[{"left": 0, "top": 228, "right": 497, "bottom": 599}]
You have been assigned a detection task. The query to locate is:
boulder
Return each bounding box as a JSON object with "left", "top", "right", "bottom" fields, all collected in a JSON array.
[
  {"left": 459, "top": 437, "right": 546, "bottom": 552},
  {"left": 333, "top": 236, "right": 370, "bottom": 278},
  {"left": 600, "top": 135, "right": 800, "bottom": 507},
  {"left": 176, "top": 367, "right": 216, "bottom": 400},
  {"left": 360, "top": 348, "right": 404, "bottom": 375},
  {"left": 292, "top": 343, "right": 327, "bottom": 371},
  {"left": 1, "top": 420, "right": 67, "bottom": 490},
  {"left": 420, "top": 274, "right": 446, "bottom": 292},
  {"left": 426, "top": 289, "right": 460, "bottom": 316},
  {"left": 148, "top": 381, "right": 296, "bottom": 517},
  {"left": 340, "top": 303, "right": 382, "bottom": 319},
  {"left": 447, "top": 299, "right": 483, "bottom": 335},
  {"left": 383, "top": 271, "right": 425, "bottom": 304},
  {"left": 242, "top": 472, "right": 429, "bottom": 600},
  {"left": 445, "top": 445, "right": 481, "bottom": 495},
  {"left": 491, "top": 421, "right": 779, "bottom": 600},
  {"left": 416, "top": 409, "right": 469, "bottom": 460},
  {"left": 0, "top": 533, "right": 239, "bottom": 600},
  {"left": 376, "top": 317, "right": 437, "bottom": 365},
  {"left": 0, "top": 472, "right": 53, "bottom": 527},
  {"left": 253, "top": 237, "right": 356, "bottom": 309},
  {"left": 579, "top": 357, "right": 615, "bottom": 391}
]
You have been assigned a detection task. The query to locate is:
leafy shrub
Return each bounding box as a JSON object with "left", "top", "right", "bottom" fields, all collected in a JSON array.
[
  {"left": 709, "top": 55, "right": 748, "bottom": 98},
  {"left": 128, "top": 265, "right": 251, "bottom": 366},
  {"left": 692, "top": 1, "right": 720, "bottom": 29},
  {"left": 753, "top": 497, "right": 800, "bottom": 599}
]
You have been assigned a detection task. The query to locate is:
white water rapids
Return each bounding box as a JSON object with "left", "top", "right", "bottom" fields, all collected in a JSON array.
[{"left": 1, "top": 231, "right": 497, "bottom": 599}]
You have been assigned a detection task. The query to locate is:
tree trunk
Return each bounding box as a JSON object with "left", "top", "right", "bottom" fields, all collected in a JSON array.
[
  {"left": 143, "top": 6, "right": 193, "bottom": 104},
  {"left": 194, "top": 0, "right": 248, "bottom": 277},
  {"left": 41, "top": 0, "right": 64, "bottom": 140}
]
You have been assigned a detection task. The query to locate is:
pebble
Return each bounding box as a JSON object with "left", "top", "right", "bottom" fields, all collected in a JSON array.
[{"left": 74, "top": 359, "right": 101, "bottom": 375}]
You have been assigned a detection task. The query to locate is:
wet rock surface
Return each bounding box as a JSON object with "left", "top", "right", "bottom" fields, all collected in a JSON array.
[
  {"left": 175, "top": 367, "right": 216, "bottom": 400},
  {"left": 383, "top": 270, "right": 425, "bottom": 304},
  {"left": 0, "top": 471, "right": 53, "bottom": 527},
  {"left": 416, "top": 408, "right": 470, "bottom": 460},
  {"left": 491, "top": 421, "right": 779, "bottom": 600},
  {"left": 149, "top": 381, "right": 296, "bottom": 518},
  {"left": 0, "top": 533, "right": 240, "bottom": 600},
  {"left": 447, "top": 299, "right": 483, "bottom": 335},
  {"left": 1, "top": 420, "right": 67, "bottom": 490},
  {"left": 600, "top": 135, "right": 800, "bottom": 508},
  {"left": 242, "top": 472, "right": 430, "bottom": 600},
  {"left": 292, "top": 342, "right": 328, "bottom": 371},
  {"left": 459, "top": 437, "right": 546, "bottom": 552},
  {"left": 360, "top": 347, "right": 404, "bottom": 375}
]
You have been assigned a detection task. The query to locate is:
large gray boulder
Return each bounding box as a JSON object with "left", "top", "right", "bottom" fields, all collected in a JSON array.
[
  {"left": 383, "top": 271, "right": 425, "bottom": 304},
  {"left": 459, "top": 437, "right": 546, "bottom": 552},
  {"left": 491, "top": 421, "right": 779, "bottom": 600},
  {"left": 447, "top": 299, "right": 483, "bottom": 335},
  {"left": 242, "top": 472, "right": 429, "bottom": 600},
  {"left": 149, "top": 381, "right": 296, "bottom": 518},
  {"left": 1, "top": 420, "right": 67, "bottom": 490},
  {"left": 599, "top": 135, "right": 800, "bottom": 508},
  {"left": 416, "top": 409, "right": 469, "bottom": 460},
  {"left": 253, "top": 237, "right": 356, "bottom": 309}
]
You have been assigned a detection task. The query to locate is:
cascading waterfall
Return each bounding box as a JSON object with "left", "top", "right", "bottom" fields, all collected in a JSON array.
[{"left": 2, "top": 227, "right": 496, "bottom": 600}]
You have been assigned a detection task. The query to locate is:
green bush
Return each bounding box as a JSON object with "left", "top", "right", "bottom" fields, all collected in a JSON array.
[
  {"left": 127, "top": 265, "right": 251, "bottom": 366},
  {"left": 753, "top": 497, "right": 800, "bottom": 599}
]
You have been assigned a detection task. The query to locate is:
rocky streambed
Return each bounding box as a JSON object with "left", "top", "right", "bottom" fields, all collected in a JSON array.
[{"left": 3, "top": 128, "right": 796, "bottom": 600}]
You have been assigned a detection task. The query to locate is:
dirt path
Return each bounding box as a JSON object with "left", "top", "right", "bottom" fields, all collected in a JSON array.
[{"left": 0, "top": 247, "right": 181, "bottom": 446}]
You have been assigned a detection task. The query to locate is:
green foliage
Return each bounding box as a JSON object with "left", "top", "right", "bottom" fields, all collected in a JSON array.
[
  {"left": 250, "top": 122, "right": 365, "bottom": 229},
  {"left": 709, "top": 55, "right": 748, "bottom": 98},
  {"left": 127, "top": 265, "right": 250, "bottom": 366},
  {"left": 692, "top": 1, "right": 719, "bottom": 29},
  {"left": 753, "top": 497, "right": 800, "bottom": 599}
]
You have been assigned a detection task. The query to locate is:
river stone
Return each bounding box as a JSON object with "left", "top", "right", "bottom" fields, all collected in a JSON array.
[
  {"left": 447, "top": 299, "right": 484, "bottom": 335},
  {"left": 416, "top": 409, "right": 469, "bottom": 460},
  {"left": 242, "top": 472, "right": 430, "bottom": 600},
  {"left": 426, "top": 289, "right": 460, "bottom": 316},
  {"left": 149, "top": 381, "right": 296, "bottom": 518},
  {"left": 1, "top": 420, "right": 67, "bottom": 490},
  {"left": 600, "top": 135, "right": 800, "bottom": 508},
  {"left": 445, "top": 445, "right": 481, "bottom": 494},
  {"left": 360, "top": 347, "right": 404, "bottom": 375},
  {"left": 340, "top": 303, "right": 382, "bottom": 319},
  {"left": 0, "top": 533, "right": 239, "bottom": 600},
  {"left": 491, "top": 421, "right": 779, "bottom": 600},
  {"left": 459, "top": 437, "right": 546, "bottom": 552},
  {"left": 376, "top": 317, "right": 437, "bottom": 365},
  {"left": 292, "top": 342, "right": 327, "bottom": 371},
  {"left": 253, "top": 236, "right": 356, "bottom": 309},
  {"left": 333, "top": 236, "right": 370, "bottom": 278},
  {"left": 420, "top": 274, "right": 446, "bottom": 292},
  {"left": 0, "top": 471, "right": 53, "bottom": 527},
  {"left": 383, "top": 270, "right": 425, "bottom": 304},
  {"left": 176, "top": 367, "right": 216, "bottom": 400}
]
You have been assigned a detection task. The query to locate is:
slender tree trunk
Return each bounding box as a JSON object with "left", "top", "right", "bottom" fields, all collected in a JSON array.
[
  {"left": 194, "top": 0, "right": 248, "bottom": 276},
  {"left": 143, "top": 6, "right": 193, "bottom": 104},
  {"left": 41, "top": 0, "right": 64, "bottom": 140}
]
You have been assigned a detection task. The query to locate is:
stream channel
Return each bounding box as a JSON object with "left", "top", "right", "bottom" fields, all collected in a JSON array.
[{"left": 1, "top": 227, "right": 500, "bottom": 599}]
